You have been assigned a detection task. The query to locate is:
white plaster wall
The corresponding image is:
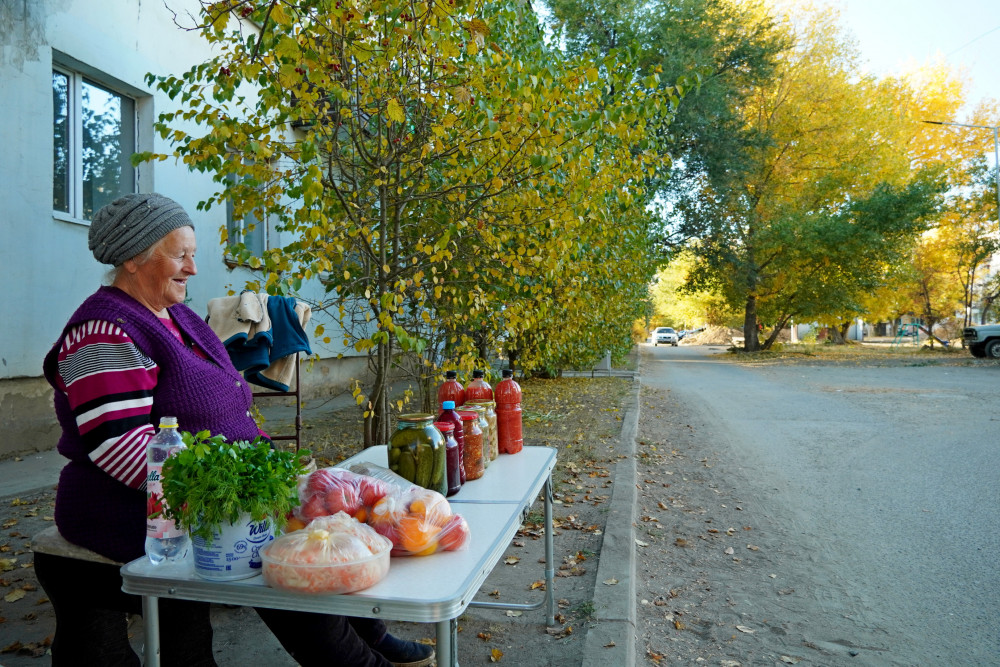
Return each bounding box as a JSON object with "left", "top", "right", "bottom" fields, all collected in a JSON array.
[
  {"left": 0, "top": 0, "right": 372, "bottom": 457},
  {"left": 0, "top": 0, "right": 363, "bottom": 379}
]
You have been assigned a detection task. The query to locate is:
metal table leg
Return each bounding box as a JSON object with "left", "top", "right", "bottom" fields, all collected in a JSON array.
[
  {"left": 543, "top": 475, "right": 555, "bottom": 625},
  {"left": 436, "top": 617, "right": 458, "bottom": 666},
  {"left": 467, "top": 472, "right": 557, "bottom": 625},
  {"left": 142, "top": 595, "right": 161, "bottom": 666}
]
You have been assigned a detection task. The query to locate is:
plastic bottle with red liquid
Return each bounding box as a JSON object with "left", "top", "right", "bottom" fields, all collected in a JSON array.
[
  {"left": 437, "top": 400, "right": 466, "bottom": 484},
  {"left": 464, "top": 369, "right": 493, "bottom": 402},
  {"left": 437, "top": 371, "right": 465, "bottom": 411},
  {"left": 495, "top": 369, "right": 523, "bottom": 454},
  {"left": 434, "top": 421, "right": 463, "bottom": 497}
]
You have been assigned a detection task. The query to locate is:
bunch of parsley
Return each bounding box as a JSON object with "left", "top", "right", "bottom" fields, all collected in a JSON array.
[{"left": 161, "top": 430, "right": 310, "bottom": 542}]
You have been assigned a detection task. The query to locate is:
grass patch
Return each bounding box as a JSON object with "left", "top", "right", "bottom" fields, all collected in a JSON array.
[{"left": 726, "top": 341, "right": 976, "bottom": 366}]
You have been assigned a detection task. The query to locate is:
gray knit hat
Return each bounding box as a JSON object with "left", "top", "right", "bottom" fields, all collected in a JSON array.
[{"left": 89, "top": 193, "right": 195, "bottom": 266}]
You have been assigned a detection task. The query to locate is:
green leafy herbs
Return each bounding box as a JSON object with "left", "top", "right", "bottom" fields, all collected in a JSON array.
[{"left": 161, "top": 430, "right": 310, "bottom": 542}]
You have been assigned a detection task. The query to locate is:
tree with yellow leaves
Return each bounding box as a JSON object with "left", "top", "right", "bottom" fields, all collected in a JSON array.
[{"left": 140, "top": 0, "right": 675, "bottom": 444}]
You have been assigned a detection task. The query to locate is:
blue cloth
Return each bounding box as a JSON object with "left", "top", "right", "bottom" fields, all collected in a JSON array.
[{"left": 225, "top": 296, "right": 311, "bottom": 391}]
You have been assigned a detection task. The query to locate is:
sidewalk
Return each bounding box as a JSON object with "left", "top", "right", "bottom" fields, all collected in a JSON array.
[{"left": 0, "top": 368, "right": 642, "bottom": 666}]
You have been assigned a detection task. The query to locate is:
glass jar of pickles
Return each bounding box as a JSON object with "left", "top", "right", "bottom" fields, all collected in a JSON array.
[
  {"left": 388, "top": 413, "right": 447, "bottom": 495},
  {"left": 465, "top": 400, "right": 498, "bottom": 463}
]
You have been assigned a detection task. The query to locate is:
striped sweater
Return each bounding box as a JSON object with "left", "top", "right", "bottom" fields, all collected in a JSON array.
[{"left": 43, "top": 286, "right": 262, "bottom": 562}]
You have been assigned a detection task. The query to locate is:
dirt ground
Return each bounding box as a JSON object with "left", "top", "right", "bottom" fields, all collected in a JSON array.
[{"left": 0, "top": 372, "right": 635, "bottom": 665}]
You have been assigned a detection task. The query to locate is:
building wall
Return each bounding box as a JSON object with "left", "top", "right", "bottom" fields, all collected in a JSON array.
[{"left": 0, "top": 0, "right": 366, "bottom": 459}]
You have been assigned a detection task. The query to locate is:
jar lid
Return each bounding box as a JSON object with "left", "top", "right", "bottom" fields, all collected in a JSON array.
[
  {"left": 458, "top": 404, "right": 484, "bottom": 413},
  {"left": 445, "top": 370, "right": 458, "bottom": 379},
  {"left": 502, "top": 369, "right": 513, "bottom": 378},
  {"left": 398, "top": 413, "right": 434, "bottom": 423},
  {"left": 472, "top": 369, "right": 485, "bottom": 378},
  {"left": 457, "top": 412, "right": 477, "bottom": 420},
  {"left": 433, "top": 421, "right": 454, "bottom": 432}
]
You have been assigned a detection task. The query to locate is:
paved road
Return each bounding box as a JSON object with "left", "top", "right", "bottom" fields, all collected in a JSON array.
[{"left": 639, "top": 344, "right": 999, "bottom": 665}]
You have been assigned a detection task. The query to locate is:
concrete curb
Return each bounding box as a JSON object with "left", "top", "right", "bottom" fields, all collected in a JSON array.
[{"left": 581, "top": 375, "right": 640, "bottom": 667}]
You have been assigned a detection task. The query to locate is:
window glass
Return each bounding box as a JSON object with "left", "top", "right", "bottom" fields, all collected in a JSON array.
[
  {"left": 225, "top": 172, "right": 269, "bottom": 263},
  {"left": 52, "top": 68, "right": 136, "bottom": 221},
  {"left": 81, "top": 79, "right": 134, "bottom": 219},
  {"left": 52, "top": 71, "right": 70, "bottom": 213}
]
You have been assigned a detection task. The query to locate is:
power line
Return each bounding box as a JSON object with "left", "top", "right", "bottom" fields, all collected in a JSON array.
[{"left": 946, "top": 24, "right": 1000, "bottom": 58}]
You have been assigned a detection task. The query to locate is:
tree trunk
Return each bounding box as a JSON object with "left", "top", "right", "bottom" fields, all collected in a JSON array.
[
  {"left": 742, "top": 295, "right": 760, "bottom": 351},
  {"left": 759, "top": 314, "right": 791, "bottom": 350},
  {"left": 829, "top": 321, "right": 851, "bottom": 345},
  {"left": 363, "top": 339, "right": 393, "bottom": 448}
]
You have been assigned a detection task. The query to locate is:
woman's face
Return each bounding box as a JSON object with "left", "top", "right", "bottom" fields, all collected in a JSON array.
[{"left": 122, "top": 226, "right": 197, "bottom": 314}]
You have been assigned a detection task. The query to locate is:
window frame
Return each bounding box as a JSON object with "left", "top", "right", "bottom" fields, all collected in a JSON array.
[{"left": 51, "top": 62, "right": 138, "bottom": 225}]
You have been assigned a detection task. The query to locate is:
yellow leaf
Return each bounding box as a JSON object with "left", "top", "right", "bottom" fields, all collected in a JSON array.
[
  {"left": 490, "top": 648, "right": 504, "bottom": 662},
  {"left": 4, "top": 589, "right": 26, "bottom": 603},
  {"left": 269, "top": 3, "right": 291, "bottom": 25},
  {"left": 386, "top": 99, "right": 405, "bottom": 124}
]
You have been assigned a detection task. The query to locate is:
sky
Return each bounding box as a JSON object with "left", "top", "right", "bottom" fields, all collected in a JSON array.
[{"left": 834, "top": 0, "right": 1000, "bottom": 116}]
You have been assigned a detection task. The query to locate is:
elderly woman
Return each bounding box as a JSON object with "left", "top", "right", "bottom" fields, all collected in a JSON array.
[{"left": 35, "top": 193, "right": 434, "bottom": 667}]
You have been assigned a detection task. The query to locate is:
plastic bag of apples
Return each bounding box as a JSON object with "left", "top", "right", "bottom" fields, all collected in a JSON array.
[{"left": 288, "top": 466, "right": 471, "bottom": 556}]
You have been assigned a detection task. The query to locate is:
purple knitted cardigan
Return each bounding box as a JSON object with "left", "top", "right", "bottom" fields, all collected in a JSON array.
[{"left": 43, "top": 286, "right": 261, "bottom": 563}]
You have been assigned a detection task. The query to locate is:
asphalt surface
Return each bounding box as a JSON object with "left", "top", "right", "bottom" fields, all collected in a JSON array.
[{"left": 634, "top": 343, "right": 1000, "bottom": 665}]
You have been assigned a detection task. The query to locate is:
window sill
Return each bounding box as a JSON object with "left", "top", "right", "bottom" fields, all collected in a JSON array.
[{"left": 53, "top": 210, "right": 90, "bottom": 227}]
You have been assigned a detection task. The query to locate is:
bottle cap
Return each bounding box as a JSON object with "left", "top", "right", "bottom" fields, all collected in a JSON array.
[
  {"left": 445, "top": 370, "right": 458, "bottom": 379},
  {"left": 502, "top": 369, "right": 513, "bottom": 378},
  {"left": 434, "top": 421, "right": 454, "bottom": 432},
  {"left": 458, "top": 412, "right": 477, "bottom": 420},
  {"left": 442, "top": 400, "right": 456, "bottom": 409},
  {"left": 472, "top": 369, "right": 485, "bottom": 378}
]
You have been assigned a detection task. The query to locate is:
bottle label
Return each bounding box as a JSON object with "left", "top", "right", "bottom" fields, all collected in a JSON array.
[{"left": 147, "top": 463, "right": 184, "bottom": 539}]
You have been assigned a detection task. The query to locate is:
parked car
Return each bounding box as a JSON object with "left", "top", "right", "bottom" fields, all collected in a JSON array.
[
  {"left": 653, "top": 327, "right": 679, "bottom": 347},
  {"left": 963, "top": 324, "right": 1000, "bottom": 358}
]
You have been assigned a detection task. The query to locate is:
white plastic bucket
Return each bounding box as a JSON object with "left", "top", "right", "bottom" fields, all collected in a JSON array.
[{"left": 192, "top": 515, "right": 274, "bottom": 581}]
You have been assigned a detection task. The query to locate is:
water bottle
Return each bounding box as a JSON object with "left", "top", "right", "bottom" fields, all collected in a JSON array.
[{"left": 145, "top": 416, "right": 190, "bottom": 564}]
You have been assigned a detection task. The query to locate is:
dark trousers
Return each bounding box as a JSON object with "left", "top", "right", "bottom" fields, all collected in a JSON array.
[{"left": 34, "top": 553, "right": 392, "bottom": 667}]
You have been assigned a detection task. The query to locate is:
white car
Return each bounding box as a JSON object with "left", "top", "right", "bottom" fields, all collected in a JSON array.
[{"left": 653, "top": 327, "right": 679, "bottom": 346}]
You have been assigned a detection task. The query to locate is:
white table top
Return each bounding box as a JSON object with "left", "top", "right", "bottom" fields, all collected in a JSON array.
[
  {"left": 343, "top": 446, "right": 556, "bottom": 508},
  {"left": 121, "top": 446, "right": 557, "bottom": 622}
]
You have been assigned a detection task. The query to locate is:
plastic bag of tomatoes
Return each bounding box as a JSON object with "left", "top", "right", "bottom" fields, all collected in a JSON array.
[{"left": 291, "top": 466, "right": 471, "bottom": 557}]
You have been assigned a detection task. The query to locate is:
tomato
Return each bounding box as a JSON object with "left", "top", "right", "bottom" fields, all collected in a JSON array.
[
  {"left": 437, "top": 515, "right": 470, "bottom": 551},
  {"left": 357, "top": 477, "right": 389, "bottom": 508}
]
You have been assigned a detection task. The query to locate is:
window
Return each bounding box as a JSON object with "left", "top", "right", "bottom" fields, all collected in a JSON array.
[
  {"left": 226, "top": 199, "right": 269, "bottom": 260},
  {"left": 52, "top": 67, "right": 136, "bottom": 221}
]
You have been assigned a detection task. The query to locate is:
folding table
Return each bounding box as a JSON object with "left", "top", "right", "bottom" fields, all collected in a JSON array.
[{"left": 121, "top": 446, "right": 556, "bottom": 666}]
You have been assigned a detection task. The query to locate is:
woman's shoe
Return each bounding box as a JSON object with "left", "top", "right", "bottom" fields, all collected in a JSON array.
[{"left": 373, "top": 632, "right": 436, "bottom": 667}]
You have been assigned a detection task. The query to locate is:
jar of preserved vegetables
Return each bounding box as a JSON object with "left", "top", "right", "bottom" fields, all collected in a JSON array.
[
  {"left": 465, "top": 400, "right": 498, "bottom": 463},
  {"left": 459, "top": 403, "right": 492, "bottom": 468},
  {"left": 456, "top": 411, "right": 485, "bottom": 481},
  {"left": 388, "top": 413, "right": 447, "bottom": 495}
]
